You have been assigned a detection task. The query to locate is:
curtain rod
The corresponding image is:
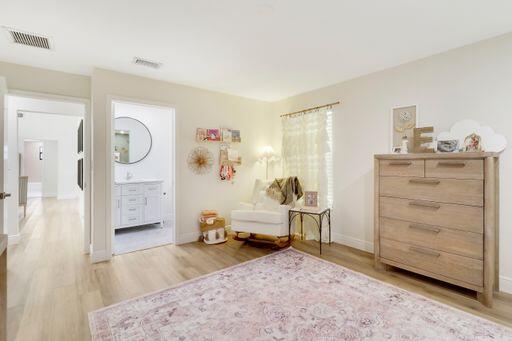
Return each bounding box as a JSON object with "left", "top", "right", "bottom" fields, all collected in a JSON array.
[{"left": 280, "top": 101, "right": 340, "bottom": 118}]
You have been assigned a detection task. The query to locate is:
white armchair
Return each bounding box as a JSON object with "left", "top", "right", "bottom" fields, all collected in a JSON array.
[{"left": 231, "top": 179, "right": 294, "bottom": 238}]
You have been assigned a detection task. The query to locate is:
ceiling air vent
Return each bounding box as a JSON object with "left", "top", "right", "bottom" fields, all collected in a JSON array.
[
  {"left": 133, "top": 57, "right": 162, "bottom": 69},
  {"left": 4, "top": 27, "right": 51, "bottom": 49}
]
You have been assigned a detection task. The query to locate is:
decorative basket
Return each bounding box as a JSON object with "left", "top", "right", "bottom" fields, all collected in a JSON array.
[{"left": 200, "top": 217, "right": 227, "bottom": 244}]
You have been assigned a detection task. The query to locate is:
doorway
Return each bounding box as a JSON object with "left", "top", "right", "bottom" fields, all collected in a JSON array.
[
  {"left": 110, "top": 99, "right": 176, "bottom": 255},
  {"left": 3, "top": 93, "right": 90, "bottom": 251},
  {"left": 22, "top": 140, "right": 44, "bottom": 198}
]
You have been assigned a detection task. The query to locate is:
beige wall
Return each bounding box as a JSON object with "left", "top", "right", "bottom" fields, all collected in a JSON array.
[
  {"left": 273, "top": 32, "right": 512, "bottom": 293},
  {"left": 0, "top": 61, "right": 90, "bottom": 99},
  {"left": 91, "top": 68, "right": 274, "bottom": 260}
]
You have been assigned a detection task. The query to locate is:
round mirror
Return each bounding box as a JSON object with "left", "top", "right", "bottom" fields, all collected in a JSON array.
[{"left": 114, "top": 117, "right": 152, "bottom": 164}]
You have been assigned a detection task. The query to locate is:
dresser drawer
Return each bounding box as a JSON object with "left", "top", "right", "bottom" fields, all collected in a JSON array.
[
  {"left": 380, "top": 217, "right": 483, "bottom": 259},
  {"left": 425, "top": 159, "right": 483, "bottom": 180},
  {"left": 121, "top": 215, "right": 143, "bottom": 226},
  {"left": 122, "top": 204, "right": 143, "bottom": 216},
  {"left": 380, "top": 177, "right": 483, "bottom": 206},
  {"left": 380, "top": 239, "right": 483, "bottom": 287},
  {"left": 144, "top": 183, "right": 161, "bottom": 196},
  {"left": 122, "top": 195, "right": 145, "bottom": 206},
  {"left": 380, "top": 197, "right": 483, "bottom": 233},
  {"left": 380, "top": 159, "right": 424, "bottom": 177},
  {"left": 121, "top": 184, "right": 144, "bottom": 196}
]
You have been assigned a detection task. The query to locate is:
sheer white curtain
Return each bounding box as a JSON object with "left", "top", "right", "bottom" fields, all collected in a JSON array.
[{"left": 282, "top": 108, "right": 333, "bottom": 209}]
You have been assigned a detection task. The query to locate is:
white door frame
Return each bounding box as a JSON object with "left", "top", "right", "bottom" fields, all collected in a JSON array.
[
  {"left": 106, "top": 95, "right": 177, "bottom": 257},
  {"left": 7, "top": 90, "right": 92, "bottom": 253},
  {"left": 0, "top": 77, "right": 8, "bottom": 237}
]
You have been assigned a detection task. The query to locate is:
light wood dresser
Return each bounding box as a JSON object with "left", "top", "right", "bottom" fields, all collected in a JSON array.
[{"left": 374, "top": 152, "right": 500, "bottom": 307}]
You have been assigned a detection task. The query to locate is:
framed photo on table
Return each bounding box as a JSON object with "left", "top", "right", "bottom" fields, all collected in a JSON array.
[{"left": 304, "top": 191, "right": 318, "bottom": 207}]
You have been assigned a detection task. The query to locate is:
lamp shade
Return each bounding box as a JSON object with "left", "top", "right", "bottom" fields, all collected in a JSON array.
[{"left": 260, "top": 145, "right": 275, "bottom": 158}]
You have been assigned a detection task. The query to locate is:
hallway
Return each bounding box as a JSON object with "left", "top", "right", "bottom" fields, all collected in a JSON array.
[{"left": 7, "top": 198, "right": 89, "bottom": 340}]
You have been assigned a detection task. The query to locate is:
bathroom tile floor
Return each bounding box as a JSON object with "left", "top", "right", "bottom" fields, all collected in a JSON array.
[{"left": 114, "top": 222, "right": 174, "bottom": 254}]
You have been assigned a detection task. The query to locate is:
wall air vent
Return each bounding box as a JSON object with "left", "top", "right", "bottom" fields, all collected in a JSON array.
[
  {"left": 133, "top": 57, "right": 162, "bottom": 69},
  {"left": 4, "top": 27, "right": 51, "bottom": 49}
]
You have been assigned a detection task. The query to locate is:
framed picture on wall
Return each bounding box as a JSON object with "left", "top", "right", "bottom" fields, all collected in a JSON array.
[
  {"left": 206, "top": 129, "right": 221, "bottom": 141},
  {"left": 196, "top": 128, "right": 207, "bottom": 142},
  {"left": 390, "top": 105, "right": 418, "bottom": 151},
  {"left": 231, "top": 130, "right": 241, "bottom": 142},
  {"left": 221, "top": 128, "right": 232, "bottom": 142}
]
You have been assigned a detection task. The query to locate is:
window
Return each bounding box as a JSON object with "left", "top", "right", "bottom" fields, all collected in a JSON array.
[
  {"left": 325, "top": 109, "right": 333, "bottom": 208},
  {"left": 282, "top": 107, "right": 333, "bottom": 209}
]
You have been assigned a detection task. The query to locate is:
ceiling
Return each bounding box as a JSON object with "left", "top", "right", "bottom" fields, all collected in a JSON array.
[{"left": 1, "top": 1, "right": 512, "bottom": 101}]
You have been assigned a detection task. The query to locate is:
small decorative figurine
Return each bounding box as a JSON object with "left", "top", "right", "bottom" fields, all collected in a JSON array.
[
  {"left": 437, "top": 139, "right": 459, "bottom": 153},
  {"left": 401, "top": 135, "right": 409, "bottom": 154}
]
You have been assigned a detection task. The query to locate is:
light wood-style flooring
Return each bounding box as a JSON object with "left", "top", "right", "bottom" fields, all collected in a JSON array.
[{"left": 8, "top": 198, "right": 512, "bottom": 340}]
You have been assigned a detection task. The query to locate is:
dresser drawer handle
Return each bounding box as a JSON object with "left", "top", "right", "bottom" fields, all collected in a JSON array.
[
  {"left": 129, "top": 208, "right": 136, "bottom": 211},
  {"left": 128, "top": 217, "right": 137, "bottom": 221},
  {"left": 409, "top": 200, "right": 441, "bottom": 209},
  {"left": 409, "top": 223, "right": 441, "bottom": 233},
  {"left": 410, "top": 246, "right": 441, "bottom": 257},
  {"left": 437, "top": 161, "right": 466, "bottom": 167},
  {"left": 409, "top": 179, "right": 440, "bottom": 185},
  {"left": 389, "top": 161, "right": 412, "bottom": 166}
]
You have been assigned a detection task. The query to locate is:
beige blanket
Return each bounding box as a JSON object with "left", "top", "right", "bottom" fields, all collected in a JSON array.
[{"left": 266, "top": 177, "right": 303, "bottom": 205}]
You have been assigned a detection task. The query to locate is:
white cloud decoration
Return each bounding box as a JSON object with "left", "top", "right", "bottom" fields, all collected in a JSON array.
[{"left": 437, "top": 119, "right": 507, "bottom": 152}]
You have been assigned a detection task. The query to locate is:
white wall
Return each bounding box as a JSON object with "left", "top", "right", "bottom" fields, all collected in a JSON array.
[
  {"left": 18, "top": 112, "right": 81, "bottom": 199},
  {"left": 21, "top": 140, "right": 59, "bottom": 198},
  {"left": 114, "top": 102, "right": 174, "bottom": 221},
  {"left": 273, "top": 32, "right": 512, "bottom": 293},
  {"left": 40, "top": 140, "right": 58, "bottom": 197},
  {"left": 23, "top": 141, "right": 43, "bottom": 183}
]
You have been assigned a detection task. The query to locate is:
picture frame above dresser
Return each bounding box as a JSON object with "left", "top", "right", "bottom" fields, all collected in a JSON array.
[{"left": 374, "top": 152, "right": 500, "bottom": 307}]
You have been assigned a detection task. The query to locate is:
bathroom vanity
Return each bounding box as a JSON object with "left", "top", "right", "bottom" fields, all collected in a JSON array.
[{"left": 113, "top": 179, "right": 163, "bottom": 229}]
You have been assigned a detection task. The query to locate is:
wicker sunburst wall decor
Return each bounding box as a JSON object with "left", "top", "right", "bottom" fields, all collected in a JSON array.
[{"left": 187, "top": 147, "right": 214, "bottom": 174}]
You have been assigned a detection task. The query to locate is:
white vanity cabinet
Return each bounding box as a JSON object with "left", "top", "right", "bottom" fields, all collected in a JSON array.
[{"left": 113, "top": 180, "right": 163, "bottom": 229}]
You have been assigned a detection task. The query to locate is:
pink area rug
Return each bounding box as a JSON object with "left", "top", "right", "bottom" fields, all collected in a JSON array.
[{"left": 89, "top": 248, "right": 511, "bottom": 340}]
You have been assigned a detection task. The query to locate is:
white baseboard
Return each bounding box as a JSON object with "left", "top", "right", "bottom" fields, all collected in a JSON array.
[
  {"left": 500, "top": 276, "right": 512, "bottom": 294},
  {"left": 57, "top": 194, "right": 78, "bottom": 200},
  {"left": 332, "top": 232, "right": 374, "bottom": 253},
  {"left": 8, "top": 234, "right": 21, "bottom": 245},
  {"left": 90, "top": 249, "right": 111, "bottom": 263},
  {"left": 175, "top": 231, "right": 201, "bottom": 245},
  {"left": 42, "top": 193, "right": 57, "bottom": 198}
]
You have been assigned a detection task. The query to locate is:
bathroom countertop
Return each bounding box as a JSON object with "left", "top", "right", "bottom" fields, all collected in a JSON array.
[{"left": 114, "top": 179, "right": 164, "bottom": 185}]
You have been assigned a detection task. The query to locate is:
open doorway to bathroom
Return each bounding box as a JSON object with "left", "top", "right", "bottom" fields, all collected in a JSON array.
[{"left": 111, "top": 100, "right": 175, "bottom": 255}]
